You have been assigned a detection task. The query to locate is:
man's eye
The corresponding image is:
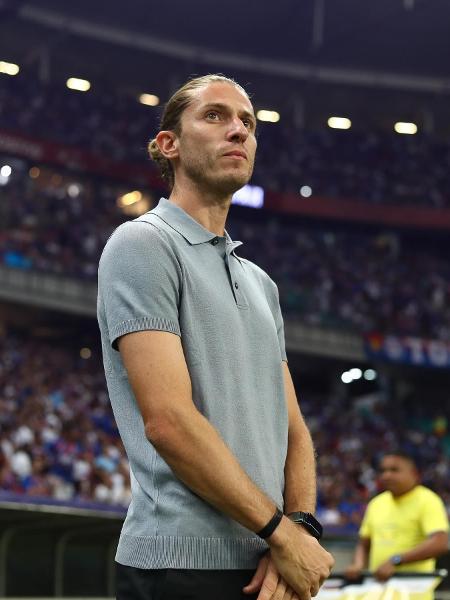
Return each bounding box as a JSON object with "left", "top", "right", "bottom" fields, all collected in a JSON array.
[
  {"left": 206, "top": 111, "right": 219, "bottom": 120},
  {"left": 243, "top": 119, "right": 255, "bottom": 131}
]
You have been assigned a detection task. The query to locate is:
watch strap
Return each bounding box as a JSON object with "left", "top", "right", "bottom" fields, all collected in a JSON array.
[{"left": 257, "top": 507, "right": 284, "bottom": 539}]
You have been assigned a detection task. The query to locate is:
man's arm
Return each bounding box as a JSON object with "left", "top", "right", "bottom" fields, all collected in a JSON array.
[
  {"left": 243, "top": 363, "right": 324, "bottom": 599},
  {"left": 345, "top": 537, "right": 371, "bottom": 579},
  {"left": 397, "top": 531, "right": 449, "bottom": 564},
  {"left": 282, "top": 362, "right": 316, "bottom": 514},
  {"left": 119, "top": 329, "right": 333, "bottom": 598},
  {"left": 375, "top": 531, "right": 448, "bottom": 581},
  {"left": 119, "top": 329, "right": 280, "bottom": 532}
]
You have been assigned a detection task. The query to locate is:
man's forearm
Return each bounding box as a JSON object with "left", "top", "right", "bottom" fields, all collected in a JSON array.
[
  {"left": 147, "top": 403, "right": 282, "bottom": 537},
  {"left": 281, "top": 362, "right": 316, "bottom": 514},
  {"left": 283, "top": 420, "right": 316, "bottom": 514},
  {"left": 396, "top": 532, "right": 448, "bottom": 564},
  {"left": 353, "top": 538, "right": 370, "bottom": 569}
]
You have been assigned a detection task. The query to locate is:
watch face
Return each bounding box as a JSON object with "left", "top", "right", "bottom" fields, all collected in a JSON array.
[
  {"left": 391, "top": 555, "right": 402, "bottom": 566},
  {"left": 288, "top": 512, "right": 323, "bottom": 540}
]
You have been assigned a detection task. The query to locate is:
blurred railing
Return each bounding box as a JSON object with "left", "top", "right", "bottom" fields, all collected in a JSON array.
[
  {"left": 0, "top": 265, "right": 365, "bottom": 360},
  {"left": 0, "top": 495, "right": 448, "bottom": 597},
  {"left": 0, "top": 496, "right": 123, "bottom": 596},
  {"left": 0, "top": 265, "right": 97, "bottom": 316},
  {"left": 0, "top": 495, "right": 354, "bottom": 597}
]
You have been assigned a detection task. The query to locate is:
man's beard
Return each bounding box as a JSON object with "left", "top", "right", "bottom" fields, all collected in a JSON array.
[{"left": 183, "top": 151, "right": 253, "bottom": 197}]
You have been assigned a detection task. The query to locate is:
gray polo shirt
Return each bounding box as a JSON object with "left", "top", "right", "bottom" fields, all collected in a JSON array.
[{"left": 97, "top": 198, "right": 288, "bottom": 569}]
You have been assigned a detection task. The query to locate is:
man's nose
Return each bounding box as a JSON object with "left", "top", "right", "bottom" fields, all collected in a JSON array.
[{"left": 227, "top": 117, "right": 249, "bottom": 142}]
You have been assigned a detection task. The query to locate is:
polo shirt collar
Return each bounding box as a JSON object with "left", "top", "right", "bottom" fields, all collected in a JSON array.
[
  {"left": 225, "top": 232, "right": 243, "bottom": 256},
  {"left": 152, "top": 198, "right": 243, "bottom": 255}
]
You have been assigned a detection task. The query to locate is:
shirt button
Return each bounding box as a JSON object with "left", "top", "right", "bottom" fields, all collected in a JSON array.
[
  {"left": 234, "top": 282, "right": 239, "bottom": 289},
  {"left": 211, "top": 238, "right": 219, "bottom": 245}
]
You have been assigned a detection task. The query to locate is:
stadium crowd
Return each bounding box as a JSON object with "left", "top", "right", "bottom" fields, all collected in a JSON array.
[
  {"left": 0, "top": 331, "right": 449, "bottom": 528},
  {"left": 1, "top": 161, "right": 449, "bottom": 341},
  {"left": 1, "top": 74, "right": 450, "bottom": 526},
  {"left": 1, "top": 74, "right": 450, "bottom": 208},
  {"left": 0, "top": 332, "right": 130, "bottom": 506},
  {"left": 305, "top": 387, "right": 450, "bottom": 528}
]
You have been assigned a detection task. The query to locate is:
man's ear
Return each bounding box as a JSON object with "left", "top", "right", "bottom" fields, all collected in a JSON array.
[{"left": 155, "top": 130, "right": 179, "bottom": 160}]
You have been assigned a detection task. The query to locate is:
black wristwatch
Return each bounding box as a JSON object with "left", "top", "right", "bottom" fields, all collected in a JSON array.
[
  {"left": 390, "top": 554, "right": 403, "bottom": 566},
  {"left": 288, "top": 512, "right": 323, "bottom": 540}
]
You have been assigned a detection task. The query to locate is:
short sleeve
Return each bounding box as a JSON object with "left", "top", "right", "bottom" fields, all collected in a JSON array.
[
  {"left": 420, "top": 492, "right": 449, "bottom": 536},
  {"left": 98, "top": 221, "right": 182, "bottom": 350}
]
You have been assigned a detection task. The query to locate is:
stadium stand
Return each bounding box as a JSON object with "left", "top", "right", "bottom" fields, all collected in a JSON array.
[
  {"left": 1, "top": 75, "right": 450, "bottom": 208},
  {"left": 1, "top": 329, "right": 449, "bottom": 532},
  {"left": 1, "top": 74, "right": 450, "bottom": 534},
  {"left": 1, "top": 1, "right": 450, "bottom": 596},
  {"left": 1, "top": 159, "right": 449, "bottom": 340},
  {"left": 0, "top": 331, "right": 130, "bottom": 507}
]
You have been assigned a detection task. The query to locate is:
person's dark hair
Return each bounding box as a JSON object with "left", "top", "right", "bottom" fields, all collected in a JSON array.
[
  {"left": 148, "top": 74, "right": 249, "bottom": 189},
  {"left": 381, "top": 450, "right": 420, "bottom": 471}
]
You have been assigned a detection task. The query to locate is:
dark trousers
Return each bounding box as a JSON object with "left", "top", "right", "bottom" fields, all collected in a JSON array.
[{"left": 116, "top": 563, "right": 259, "bottom": 600}]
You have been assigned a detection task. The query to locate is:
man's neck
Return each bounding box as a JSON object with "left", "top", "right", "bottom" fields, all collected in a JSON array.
[
  {"left": 168, "top": 180, "right": 232, "bottom": 237},
  {"left": 391, "top": 483, "right": 418, "bottom": 498}
]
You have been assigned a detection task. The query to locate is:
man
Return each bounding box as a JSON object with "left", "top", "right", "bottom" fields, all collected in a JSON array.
[
  {"left": 345, "top": 452, "right": 448, "bottom": 597},
  {"left": 97, "top": 74, "right": 334, "bottom": 600}
]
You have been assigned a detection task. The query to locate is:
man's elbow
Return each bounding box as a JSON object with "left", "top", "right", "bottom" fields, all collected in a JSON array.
[
  {"left": 144, "top": 414, "right": 179, "bottom": 452},
  {"left": 360, "top": 536, "right": 371, "bottom": 552},
  {"left": 438, "top": 532, "right": 449, "bottom": 555},
  {"left": 144, "top": 407, "right": 196, "bottom": 454},
  {"left": 431, "top": 532, "right": 449, "bottom": 556}
]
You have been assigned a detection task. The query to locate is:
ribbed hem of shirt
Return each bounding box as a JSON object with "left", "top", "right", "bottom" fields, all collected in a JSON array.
[
  {"left": 116, "top": 534, "right": 268, "bottom": 569},
  {"left": 111, "top": 317, "right": 181, "bottom": 348}
]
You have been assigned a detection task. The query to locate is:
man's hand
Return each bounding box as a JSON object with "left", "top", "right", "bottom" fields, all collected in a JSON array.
[
  {"left": 374, "top": 560, "right": 395, "bottom": 582},
  {"left": 267, "top": 518, "right": 334, "bottom": 598},
  {"left": 243, "top": 553, "right": 300, "bottom": 600},
  {"left": 344, "top": 563, "right": 364, "bottom": 580},
  {"left": 344, "top": 536, "right": 370, "bottom": 582}
]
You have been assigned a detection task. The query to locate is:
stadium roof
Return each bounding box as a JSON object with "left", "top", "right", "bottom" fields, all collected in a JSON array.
[{"left": 1, "top": 0, "right": 450, "bottom": 129}]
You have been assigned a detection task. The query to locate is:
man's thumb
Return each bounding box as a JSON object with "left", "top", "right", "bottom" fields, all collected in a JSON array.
[{"left": 242, "top": 556, "right": 268, "bottom": 594}]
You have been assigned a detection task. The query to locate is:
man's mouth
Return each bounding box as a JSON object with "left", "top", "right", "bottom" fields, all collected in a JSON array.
[{"left": 223, "top": 151, "right": 247, "bottom": 159}]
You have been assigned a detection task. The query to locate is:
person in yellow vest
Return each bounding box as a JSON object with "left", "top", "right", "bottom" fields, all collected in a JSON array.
[{"left": 345, "top": 452, "right": 449, "bottom": 596}]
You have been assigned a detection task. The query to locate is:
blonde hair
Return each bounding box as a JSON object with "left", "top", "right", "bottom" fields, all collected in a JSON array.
[{"left": 148, "top": 74, "right": 249, "bottom": 189}]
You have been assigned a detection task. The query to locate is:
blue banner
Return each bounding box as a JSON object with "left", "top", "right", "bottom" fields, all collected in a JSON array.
[{"left": 365, "top": 334, "right": 450, "bottom": 368}]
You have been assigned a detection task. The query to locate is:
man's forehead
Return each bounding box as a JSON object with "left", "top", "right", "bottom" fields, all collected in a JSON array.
[
  {"left": 382, "top": 455, "right": 414, "bottom": 469},
  {"left": 190, "top": 82, "right": 254, "bottom": 114}
]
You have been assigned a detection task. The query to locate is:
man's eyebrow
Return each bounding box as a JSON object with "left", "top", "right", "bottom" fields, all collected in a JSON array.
[{"left": 201, "top": 102, "right": 256, "bottom": 122}]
